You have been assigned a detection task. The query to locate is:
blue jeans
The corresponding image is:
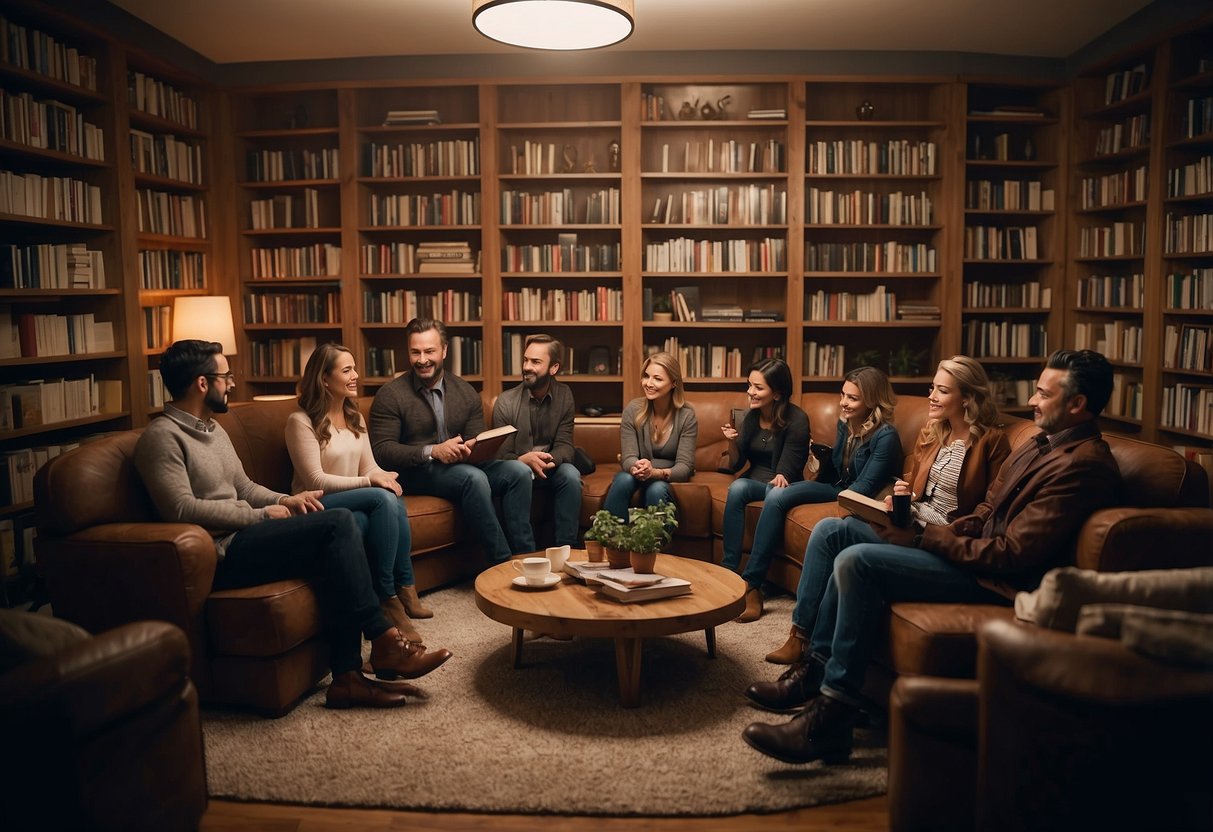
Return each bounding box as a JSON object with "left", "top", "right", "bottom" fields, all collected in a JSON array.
[
  {"left": 217, "top": 508, "right": 385, "bottom": 675},
  {"left": 405, "top": 460, "right": 532, "bottom": 562},
  {"left": 604, "top": 470, "right": 672, "bottom": 520},
  {"left": 802, "top": 524, "right": 1009, "bottom": 705},
  {"left": 720, "top": 477, "right": 769, "bottom": 572},
  {"left": 733, "top": 479, "right": 841, "bottom": 589},
  {"left": 792, "top": 516, "right": 880, "bottom": 630},
  {"left": 531, "top": 462, "right": 582, "bottom": 547},
  {"left": 321, "top": 487, "right": 413, "bottom": 599}
]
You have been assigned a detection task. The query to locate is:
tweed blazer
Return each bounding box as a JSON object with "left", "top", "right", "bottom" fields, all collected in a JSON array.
[
  {"left": 829, "top": 420, "right": 903, "bottom": 496},
  {"left": 491, "top": 379, "right": 576, "bottom": 467},
  {"left": 721, "top": 404, "right": 811, "bottom": 484},
  {"left": 905, "top": 426, "right": 1012, "bottom": 520},
  {"left": 619, "top": 398, "right": 698, "bottom": 482},
  {"left": 369, "top": 370, "right": 486, "bottom": 470},
  {"left": 921, "top": 420, "right": 1121, "bottom": 599}
]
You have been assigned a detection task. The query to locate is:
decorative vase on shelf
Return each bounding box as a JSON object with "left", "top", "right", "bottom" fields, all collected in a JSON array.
[{"left": 856, "top": 99, "right": 875, "bottom": 121}]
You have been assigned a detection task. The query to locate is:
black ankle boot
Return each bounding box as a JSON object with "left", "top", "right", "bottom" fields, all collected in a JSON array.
[
  {"left": 741, "top": 695, "right": 861, "bottom": 765},
  {"left": 744, "top": 656, "right": 824, "bottom": 713}
]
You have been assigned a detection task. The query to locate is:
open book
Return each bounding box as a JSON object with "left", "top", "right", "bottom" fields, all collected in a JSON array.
[
  {"left": 465, "top": 424, "right": 518, "bottom": 464},
  {"left": 837, "top": 488, "right": 892, "bottom": 527}
]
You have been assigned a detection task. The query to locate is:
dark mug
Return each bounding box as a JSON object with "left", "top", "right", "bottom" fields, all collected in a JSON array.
[{"left": 891, "top": 493, "right": 911, "bottom": 528}]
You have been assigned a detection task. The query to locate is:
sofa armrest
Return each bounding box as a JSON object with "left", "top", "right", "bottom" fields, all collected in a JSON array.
[
  {"left": 1074, "top": 507, "right": 1213, "bottom": 572},
  {"left": 0, "top": 621, "right": 190, "bottom": 738}
]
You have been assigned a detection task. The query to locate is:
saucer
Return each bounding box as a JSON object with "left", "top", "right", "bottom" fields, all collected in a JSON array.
[{"left": 512, "top": 574, "right": 561, "bottom": 590}]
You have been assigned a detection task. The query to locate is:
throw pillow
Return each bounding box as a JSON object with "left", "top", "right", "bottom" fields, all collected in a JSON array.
[
  {"left": 1076, "top": 604, "right": 1213, "bottom": 668},
  {"left": 1014, "top": 566, "right": 1213, "bottom": 632}
]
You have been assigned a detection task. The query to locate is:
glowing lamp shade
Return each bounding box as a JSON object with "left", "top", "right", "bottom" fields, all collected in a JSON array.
[
  {"left": 172, "top": 296, "right": 237, "bottom": 355},
  {"left": 473, "top": 0, "right": 634, "bottom": 51}
]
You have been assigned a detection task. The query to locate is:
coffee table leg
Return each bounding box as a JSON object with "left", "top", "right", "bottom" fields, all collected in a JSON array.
[
  {"left": 614, "top": 637, "right": 643, "bottom": 708},
  {"left": 705, "top": 626, "right": 716, "bottom": 658},
  {"left": 511, "top": 627, "right": 524, "bottom": 668}
]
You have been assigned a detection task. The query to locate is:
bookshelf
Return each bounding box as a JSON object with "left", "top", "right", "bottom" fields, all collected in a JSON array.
[{"left": 962, "top": 80, "right": 1068, "bottom": 413}]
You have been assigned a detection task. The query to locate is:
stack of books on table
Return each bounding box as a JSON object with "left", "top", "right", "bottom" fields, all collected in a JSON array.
[
  {"left": 417, "top": 241, "right": 476, "bottom": 274},
  {"left": 747, "top": 108, "right": 787, "bottom": 120},
  {"left": 897, "top": 303, "right": 941, "bottom": 321},
  {"left": 586, "top": 567, "right": 693, "bottom": 603},
  {"left": 383, "top": 109, "right": 441, "bottom": 126}
]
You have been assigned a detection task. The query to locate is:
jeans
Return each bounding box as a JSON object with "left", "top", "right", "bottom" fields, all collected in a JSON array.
[
  {"left": 792, "top": 516, "right": 880, "bottom": 630},
  {"left": 216, "top": 509, "right": 386, "bottom": 675},
  {"left": 802, "top": 522, "right": 1009, "bottom": 705},
  {"left": 734, "top": 479, "right": 841, "bottom": 589},
  {"left": 321, "top": 487, "right": 414, "bottom": 599},
  {"left": 405, "top": 460, "right": 532, "bottom": 562},
  {"left": 531, "top": 462, "right": 582, "bottom": 547},
  {"left": 720, "top": 477, "right": 769, "bottom": 572},
  {"left": 604, "top": 470, "right": 672, "bottom": 520}
]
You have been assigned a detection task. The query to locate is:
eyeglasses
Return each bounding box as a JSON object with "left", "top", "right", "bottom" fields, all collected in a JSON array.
[{"left": 205, "top": 373, "right": 235, "bottom": 384}]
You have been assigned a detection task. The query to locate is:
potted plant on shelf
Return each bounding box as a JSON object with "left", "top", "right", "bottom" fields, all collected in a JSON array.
[
  {"left": 851, "top": 349, "right": 884, "bottom": 370},
  {"left": 623, "top": 502, "right": 679, "bottom": 574},
  {"left": 652, "top": 292, "right": 674, "bottom": 323},
  {"left": 584, "top": 509, "right": 622, "bottom": 563},
  {"left": 888, "top": 345, "right": 928, "bottom": 379}
]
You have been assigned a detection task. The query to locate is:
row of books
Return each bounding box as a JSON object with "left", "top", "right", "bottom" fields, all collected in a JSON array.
[
  {"left": 242, "top": 291, "right": 339, "bottom": 325},
  {"left": 1163, "top": 211, "right": 1213, "bottom": 255},
  {"left": 0, "top": 309, "right": 115, "bottom": 359},
  {"left": 246, "top": 148, "right": 338, "bottom": 182},
  {"left": 643, "top": 236, "right": 786, "bottom": 273},
  {"left": 1164, "top": 324, "right": 1213, "bottom": 373},
  {"left": 500, "top": 242, "right": 620, "bottom": 273},
  {"left": 500, "top": 336, "right": 608, "bottom": 377},
  {"left": 806, "top": 241, "right": 937, "bottom": 273},
  {"left": 807, "top": 188, "right": 933, "bottom": 226},
  {"left": 655, "top": 139, "right": 785, "bottom": 174},
  {"left": 250, "top": 243, "right": 339, "bottom": 279},
  {"left": 1166, "top": 154, "right": 1211, "bottom": 199},
  {"left": 416, "top": 241, "right": 476, "bottom": 274},
  {"left": 0, "top": 242, "right": 105, "bottom": 289},
  {"left": 250, "top": 190, "right": 320, "bottom": 230},
  {"left": 507, "top": 141, "right": 591, "bottom": 176},
  {"left": 136, "top": 188, "right": 206, "bottom": 237},
  {"left": 1094, "top": 114, "right": 1149, "bottom": 156},
  {"left": 143, "top": 304, "right": 170, "bottom": 351},
  {"left": 1079, "top": 222, "right": 1145, "bottom": 258},
  {"left": 1, "top": 15, "right": 99, "bottom": 90},
  {"left": 807, "top": 140, "right": 936, "bottom": 176},
  {"left": 965, "top": 280, "right": 1051, "bottom": 309},
  {"left": 1074, "top": 321, "right": 1143, "bottom": 364},
  {"left": 1079, "top": 165, "right": 1148, "bottom": 210},
  {"left": 0, "top": 89, "right": 105, "bottom": 160},
  {"left": 1167, "top": 269, "right": 1213, "bottom": 311},
  {"left": 500, "top": 188, "right": 620, "bottom": 225},
  {"left": 646, "top": 339, "right": 781, "bottom": 379},
  {"left": 128, "top": 70, "right": 197, "bottom": 128},
  {"left": 1162, "top": 384, "right": 1213, "bottom": 436},
  {"left": 502, "top": 287, "right": 621, "bottom": 323},
  {"left": 968, "top": 130, "right": 1034, "bottom": 163},
  {"left": 0, "top": 375, "right": 123, "bottom": 432},
  {"left": 648, "top": 184, "right": 786, "bottom": 226},
  {"left": 367, "top": 190, "right": 481, "bottom": 227},
  {"left": 363, "top": 139, "right": 478, "bottom": 177},
  {"left": 140, "top": 248, "right": 206, "bottom": 290},
  {"left": 0, "top": 170, "right": 103, "bottom": 224},
  {"left": 805, "top": 287, "right": 899, "bottom": 322},
  {"left": 1181, "top": 96, "right": 1212, "bottom": 140},
  {"left": 1077, "top": 273, "right": 1144, "bottom": 309},
  {"left": 963, "top": 321, "right": 1047, "bottom": 359},
  {"left": 1104, "top": 63, "right": 1149, "bottom": 106},
  {"left": 147, "top": 368, "right": 169, "bottom": 408},
  {"left": 363, "top": 289, "right": 481, "bottom": 324},
  {"left": 1108, "top": 372, "right": 1144, "bottom": 419},
  {"left": 965, "top": 179, "right": 1055, "bottom": 212},
  {"left": 965, "top": 225, "right": 1040, "bottom": 261},
  {"left": 1, "top": 441, "right": 77, "bottom": 507},
  {"left": 131, "top": 129, "right": 203, "bottom": 184},
  {"left": 803, "top": 341, "right": 846, "bottom": 378},
  {"left": 246, "top": 337, "right": 318, "bottom": 379}
]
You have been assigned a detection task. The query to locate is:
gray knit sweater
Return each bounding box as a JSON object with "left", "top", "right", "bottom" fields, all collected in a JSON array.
[{"left": 134, "top": 405, "right": 285, "bottom": 556}]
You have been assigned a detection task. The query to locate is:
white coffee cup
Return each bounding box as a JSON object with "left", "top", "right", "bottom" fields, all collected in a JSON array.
[
  {"left": 545, "top": 544, "right": 571, "bottom": 572},
  {"left": 513, "top": 557, "right": 551, "bottom": 585}
]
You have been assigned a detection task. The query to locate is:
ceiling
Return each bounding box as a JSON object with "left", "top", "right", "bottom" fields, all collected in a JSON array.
[{"left": 108, "top": 0, "right": 1159, "bottom": 65}]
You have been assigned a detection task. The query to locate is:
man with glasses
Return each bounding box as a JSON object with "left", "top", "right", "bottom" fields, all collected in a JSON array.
[{"left": 134, "top": 339, "right": 452, "bottom": 710}]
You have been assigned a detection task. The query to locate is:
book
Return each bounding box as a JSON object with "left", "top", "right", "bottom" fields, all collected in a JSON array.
[
  {"left": 563, "top": 560, "right": 611, "bottom": 582},
  {"left": 592, "top": 568, "right": 667, "bottom": 587},
  {"left": 593, "top": 574, "right": 692, "bottom": 603},
  {"left": 837, "top": 488, "right": 893, "bottom": 527},
  {"left": 464, "top": 424, "right": 518, "bottom": 464}
]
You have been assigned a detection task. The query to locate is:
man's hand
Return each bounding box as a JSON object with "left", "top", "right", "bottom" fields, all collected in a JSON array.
[
  {"left": 278, "top": 490, "right": 324, "bottom": 516},
  {"left": 431, "top": 435, "right": 471, "bottom": 464},
  {"left": 630, "top": 458, "right": 653, "bottom": 480},
  {"left": 264, "top": 504, "right": 291, "bottom": 520},
  {"left": 369, "top": 470, "right": 402, "bottom": 496},
  {"left": 874, "top": 520, "right": 918, "bottom": 547},
  {"left": 519, "top": 450, "right": 555, "bottom": 479}
]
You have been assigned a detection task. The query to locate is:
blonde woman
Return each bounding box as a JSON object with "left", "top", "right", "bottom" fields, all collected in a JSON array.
[
  {"left": 286, "top": 343, "right": 430, "bottom": 645},
  {"left": 603, "top": 352, "right": 698, "bottom": 519}
]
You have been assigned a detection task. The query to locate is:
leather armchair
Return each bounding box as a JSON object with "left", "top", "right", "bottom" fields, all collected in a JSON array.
[
  {"left": 888, "top": 618, "right": 1213, "bottom": 832},
  {"left": 0, "top": 613, "right": 207, "bottom": 832}
]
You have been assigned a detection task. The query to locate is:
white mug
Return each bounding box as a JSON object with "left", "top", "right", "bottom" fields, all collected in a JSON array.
[
  {"left": 545, "top": 544, "right": 571, "bottom": 572},
  {"left": 513, "top": 557, "right": 551, "bottom": 585}
]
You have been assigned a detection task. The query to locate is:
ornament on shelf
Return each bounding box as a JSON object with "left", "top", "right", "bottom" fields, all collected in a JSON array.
[
  {"left": 608, "top": 140, "right": 621, "bottom": 171},
  {"left": 856, "top": 99, "right": 876, "bottom": 120},
  {"left": 561, "top": 144, "right": 578, "bottom": 173},
  {"left": 678, "top": 100, "right": 699, "bottom": 120}
]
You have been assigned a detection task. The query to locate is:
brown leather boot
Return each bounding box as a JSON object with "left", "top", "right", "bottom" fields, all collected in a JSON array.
[
  {"left": 737, "top": 587, "right": 764, "bottom": 623},
  {"left": 381, "top": 596, "right": 424, "bottom": 644},
  {"left": 369, "top": 627, "right": 452, "bottom": 681},
  {"left": 397, "top": 584, "right": 433, "bottom": 619},
  {"left": 325, "top": 671, "right": 409, "bottom": 709},
  {"left": 766, "top": 625, "right": 808, "bottom": 664}
]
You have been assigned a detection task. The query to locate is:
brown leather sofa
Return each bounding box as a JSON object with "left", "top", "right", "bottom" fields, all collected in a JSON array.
[
  {"left": 0, "top": 612, "right": 207, "bottom": 832},
  {"left": 888, "top": 619, "right": 1213, "bottom": 832}
]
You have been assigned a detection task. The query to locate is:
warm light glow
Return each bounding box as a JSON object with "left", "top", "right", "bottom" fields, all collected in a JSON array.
[
  {"left": 172, "top": 296, "right": 237, "bottom": 354},
  {"left": 472, "top": 0, "right": 634, "bottom": 51}
]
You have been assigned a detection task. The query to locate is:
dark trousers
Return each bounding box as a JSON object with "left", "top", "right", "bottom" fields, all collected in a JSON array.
[{"left": 215, "top": 508, "right": 388, "bottom": 675}]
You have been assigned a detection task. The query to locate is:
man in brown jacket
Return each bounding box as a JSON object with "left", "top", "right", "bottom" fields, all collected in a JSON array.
[{"left": 742, "top": 349, "right": 1122, "bottom": 765}]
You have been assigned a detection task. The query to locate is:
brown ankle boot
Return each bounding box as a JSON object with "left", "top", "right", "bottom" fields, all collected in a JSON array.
[
  {"left": 737, "top": 587, "right": 764, "bottom": 623},
  {"left": 368, "top": 627, "right": 452, "bottom": 680},
  {"left": 765, "top": 625, "right": 808, "bottom": 664},
  {"left": 381, "top": 597, "right": 424, "bottom": 645},
  {"left": 397, "top": 584, "right": 433, "bottom": 619}
]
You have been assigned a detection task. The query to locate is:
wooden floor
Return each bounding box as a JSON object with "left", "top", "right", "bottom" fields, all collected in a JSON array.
[{"left": 200, "top": 796, "right": 890, "bottom": 830}]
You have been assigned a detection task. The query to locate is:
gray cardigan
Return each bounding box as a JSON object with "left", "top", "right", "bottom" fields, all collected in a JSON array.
[
  {"left": 618, "top": 397, "right": 698, "bottom": 482},
  {"left": 369, "top": 370, "right": 486, "bottom": 470},
  {"left": 492, "top": 378, "right": 576, "bottom": 467}
]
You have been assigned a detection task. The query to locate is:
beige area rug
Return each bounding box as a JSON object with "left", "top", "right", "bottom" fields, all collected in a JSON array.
[{"left": 201, "top": 586, "right": 887, "bottom": 816}]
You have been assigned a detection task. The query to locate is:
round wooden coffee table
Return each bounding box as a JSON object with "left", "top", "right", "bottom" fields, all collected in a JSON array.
[{"left": 474, "top": 552, "right": 746, "bottom": 707}]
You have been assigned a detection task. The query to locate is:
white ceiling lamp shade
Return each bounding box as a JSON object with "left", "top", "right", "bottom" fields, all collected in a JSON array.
[{"left": 472, "top": 0, "right": 634, "bottom": 51}]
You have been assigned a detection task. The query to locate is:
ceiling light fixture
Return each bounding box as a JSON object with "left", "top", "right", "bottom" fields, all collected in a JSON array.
[{"left": 472, "top": 0, "right": 634, "bottom": 51}]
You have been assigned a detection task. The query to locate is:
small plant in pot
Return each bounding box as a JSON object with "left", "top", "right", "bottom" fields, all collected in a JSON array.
[
  {"left": 584, "top": 509, "right": 622, "bottom": 563},
  {"left": 590, "top": 509, "right": 631, "bottom": 568},
  {"left": 623, "top": 502, "right": 679, "bottom": 574},
  {"left": 652, "top": 292, "right": 673, "bottom": 322}
]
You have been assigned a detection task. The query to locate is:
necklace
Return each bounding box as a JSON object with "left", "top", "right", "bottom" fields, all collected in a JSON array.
[{"left": 759, "top": 428, "right": 772, "bottom": 445}]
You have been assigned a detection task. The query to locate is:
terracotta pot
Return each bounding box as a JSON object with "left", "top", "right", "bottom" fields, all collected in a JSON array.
[
  {"left": 629, "top": 550, "right": 657, "bottom": 574},
  {"left": 605, "top": 546, "right": 630, "bottom": 569},
  {"left": 585, "top": 540, "right": 604, "bottom": 562}
]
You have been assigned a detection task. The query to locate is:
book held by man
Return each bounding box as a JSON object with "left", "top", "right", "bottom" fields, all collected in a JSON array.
[{"left": 464, "top": 424, "right": 517, "bottom": 464}]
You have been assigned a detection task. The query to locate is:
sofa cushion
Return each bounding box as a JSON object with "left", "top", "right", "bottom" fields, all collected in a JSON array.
[
  {"left": 887, "top": 603, "right": 1016, "bottom": 678},
  {"left": 403, "top": 494, "right": 460, "bottom": 555},
  {"left": 206, "top": 579, "right": 321, "bottom": 657},
  {"left": 1014, "top": 566, "right": 1213, "bottom": 632}
]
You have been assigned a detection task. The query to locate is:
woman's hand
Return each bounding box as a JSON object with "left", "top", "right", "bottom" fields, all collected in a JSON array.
[
  {"left": 631, "top": 458, "right": 653, "bottom": 480},
  {"left": 883, "top": 478, "right": 912, "bottom": 510},
  {"left": 721, "top": 423, "right": 739, "bottom": 442},
  {"left": 770, "top": 474, "right": 790, "bottom": 489},
  {"left": 370, "top": 470, "right": 402, "bottom": 496}
]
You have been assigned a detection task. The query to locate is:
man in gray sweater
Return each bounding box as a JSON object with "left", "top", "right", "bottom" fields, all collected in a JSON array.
[{"left": 134, "top": 339, "right": 451, "bottom": 710}]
